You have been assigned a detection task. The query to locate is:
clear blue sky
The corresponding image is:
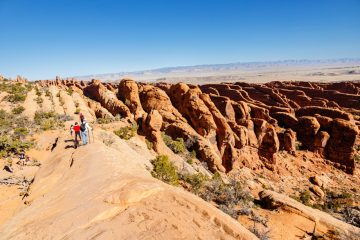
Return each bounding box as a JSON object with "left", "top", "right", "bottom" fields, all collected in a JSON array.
[{"left": 1, "top": 0, "right": 359, "bottom": 80}]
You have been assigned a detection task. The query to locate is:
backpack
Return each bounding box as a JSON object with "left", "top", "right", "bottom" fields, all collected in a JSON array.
[{"left": 80, "top": 123, "right": 86, "bottom": 132}]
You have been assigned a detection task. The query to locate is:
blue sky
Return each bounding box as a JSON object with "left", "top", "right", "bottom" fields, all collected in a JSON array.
[{"left": 0, "top": 0, "right": 359, "bottom": 80}]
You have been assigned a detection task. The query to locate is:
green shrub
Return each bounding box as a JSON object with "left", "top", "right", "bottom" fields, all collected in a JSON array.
[
  {"left": 35, "top": 86, "right": 41, "bottom": 96},
  {"left": 182, "top": 173, "right": 209, "bottom": 193},
  {"left": 12, "top": 106, "right": 25, "bottom": 114},
  {"left": 0, "top": 83, "right": 29, "bottom": 103},
  {"left": 34, "top": 111, "right": 63, "bottom": 130},
  {"left": 6, "top": 92, "right": 27, "bottom": 103},
  {"left": 25, "top": 83, "right": 33, "bottom": 91},
  {"left": 191, "top": 175, "right": 254, "bottom": 219},
  {"left": 35, "top": 96, "right": 43, "bottom": 105},
  {"left": 339, "top": 192, "right": 352, "bottom": 199},
  {"left": 295, "top": 141, "right": 302, "bottom": 150},
  {"left": 146, "top": 139, "right": 153, "bottom": 150},
  {"left": 151, "top": 155, "right": 179, "bottom": 185},
  {"left": 67, "top": 88, "right": 73, "bottom": 96},
  {"left": 114, "top": 123, "right": 138, "bottom": 140},
  {"left": 0, "top": 83, "right": 32, "bottom": 104},
  {"left": 201, "top": 179, "right": 254, "bottom": 207},
  {"left": 0, "top": 109, "right": 32, "bottom": 157},
  {"left": 299, "top": 190, "right": 311, "bottom": 205},
  {"left": 40, "top": 118, "right": 57, "bottom": 130},
  {"left": 97, "top": 117, "right": 114, "bottom": 124},
  {"left": 0, "top": 110, "right": 11, "bottom": 131},
  {"left": 34, "top": 111, "right": 55, "bottom": 124},
  {"left": 74, "top": 108, "right": 80, "bottom": 114},
  {"left": 45, "top": 89, "right": 51, "bottom": 97},
  {"left": 161, "top": 132, "right": 186, "bottom": 154},
  {"left": 355, "top": 154, "right": 360, "bottom": 163},
  {"left": 186, "top": 150, "right": 196, "bottom": 164},
  {"left": 56, "top": 92, "right": 60, "bottom": 98},
  {"left": 14, "top": 127, "right": 29, "bottom": 137},
  {"left": 0, "top": 135, "right": 33, "bottom": 156},
  {"left": 310, "top": 190, "right": 354, "bottom": 214}
]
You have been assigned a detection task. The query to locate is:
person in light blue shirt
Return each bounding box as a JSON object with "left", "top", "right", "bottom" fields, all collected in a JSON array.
[{"left": 80, "top": 119, "right": 92, "bottom": 145}]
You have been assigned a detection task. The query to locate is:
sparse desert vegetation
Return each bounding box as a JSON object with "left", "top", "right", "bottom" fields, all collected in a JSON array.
[
  {"left": 0, "top": 82, "right": 31, "bottom": 103},
  {"left": 114, "top": 122, "right": 138, "bottom": 140},
  {"left": 0, "top": 110, "right": 33, "bottom": 157},
  {"left": 1, "top": 78, "right": 360, "bottom": 239}
]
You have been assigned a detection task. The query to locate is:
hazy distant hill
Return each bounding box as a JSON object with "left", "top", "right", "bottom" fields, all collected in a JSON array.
[{"left": 73, "top": 58, "right": 360, "bottom": 82}]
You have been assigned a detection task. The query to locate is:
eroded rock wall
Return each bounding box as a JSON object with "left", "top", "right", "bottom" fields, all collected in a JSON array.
[{"left": 36, "top": 79, "right": 360, "bottom": 174}]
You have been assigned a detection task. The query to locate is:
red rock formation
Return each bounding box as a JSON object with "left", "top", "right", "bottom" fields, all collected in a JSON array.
[
  {"left": 169, "top": 83, "right": 217, "bottom": 141},
  {"left": 312, "top": 131, "right": 330, "bottom": 157},
  {"left": 296, "top": 106, "right": 353, "bottom": 121},
  {"left": 33, "top": 79, "right": 360, "bottom": 174},
  {"left": 325, "top": 119, "right": 359, "bottom": 174},
  {"left": 210, "top": 95, "right": 236, "bottom": 122},
  {"left": 271, "top": 112, "right": 298, "bottom": 130},
  {"left": 253, "top": 119, "right": 279, "bottom": 169},
  {"left": 200, "top": 93, "right": 238, "bottom": 172},
  {"left": 118, "top": 78, "right": 145, "bottom": 120},
  {"left": 139, "top": 84, "right": 225, "bottom": 172},
  {"left": 83, "top": 79, "right": 132, "bottom": 118},
  {"left": 142, "top": 109, "right": 164, "bottom": 152},
  {"left": 296, "top": 116, "right": 320, "bottom": 149}
]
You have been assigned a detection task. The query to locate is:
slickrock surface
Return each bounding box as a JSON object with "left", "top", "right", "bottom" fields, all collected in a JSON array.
[{"left": 0, "top": 130, "right": 257, "bottom": 240}]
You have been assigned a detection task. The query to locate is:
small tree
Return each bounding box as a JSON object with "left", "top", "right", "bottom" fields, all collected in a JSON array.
[{"left": 151, "top": 155, "right": 179, "bottom": 186}]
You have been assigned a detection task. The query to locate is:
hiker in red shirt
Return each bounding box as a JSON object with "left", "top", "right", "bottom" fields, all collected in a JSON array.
[{"left": 73, "top": 122, "right": 81, "bottom": 148}]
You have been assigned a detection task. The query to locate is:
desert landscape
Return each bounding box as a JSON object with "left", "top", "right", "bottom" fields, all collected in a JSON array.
[
  {"left": 0, "top": 72, "right": 359, "bottom": 239},
  {"left": 1, "top": 0, "right": 359, "bottom": 238}
]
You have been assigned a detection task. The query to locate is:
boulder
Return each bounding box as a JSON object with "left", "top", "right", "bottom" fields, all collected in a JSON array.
[{"left": 309, "top": 175, "right": 323, "bottom": 187}]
